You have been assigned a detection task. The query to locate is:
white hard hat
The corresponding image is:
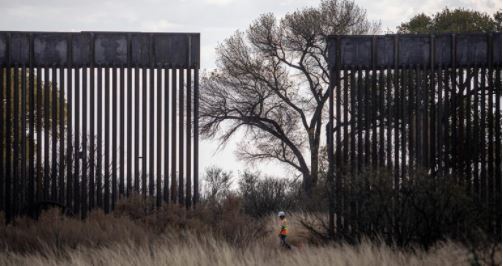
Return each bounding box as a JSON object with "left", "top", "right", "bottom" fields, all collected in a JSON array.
[{"left": 277, "top": 211, "right": 285, "bottom": 217}]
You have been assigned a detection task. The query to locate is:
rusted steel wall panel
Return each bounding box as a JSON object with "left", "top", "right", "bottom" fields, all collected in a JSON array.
[
  {"left": 0, "top": 32, "right": 200, "bottom": 68},
  {"left": 0, "top": 31, "right": 200, "bottom": 222},
  {"left": 327, "top": 32, "right": 502, "bottom": 238},
  {"left": 328, "top": 33, "right": 502, "bottom": 69}
]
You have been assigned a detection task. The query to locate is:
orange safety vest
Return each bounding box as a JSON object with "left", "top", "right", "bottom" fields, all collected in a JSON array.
[{"left": 279, "top": 219, "right": 288, "bottom": 236}]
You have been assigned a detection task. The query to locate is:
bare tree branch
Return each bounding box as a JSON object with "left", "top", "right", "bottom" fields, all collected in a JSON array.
[{"left": 200, "top": 0, "right": 380, "bottom": 192}]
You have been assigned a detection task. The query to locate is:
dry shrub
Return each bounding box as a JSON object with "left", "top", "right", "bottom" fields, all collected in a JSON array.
[
  {"left": 119, "top": 193, "right": 269, "bottom": 247},
  {"left": 194, "top": 195, "right": 270, "bottom": 248},
  {"left": 0, "top": 196, "right": 500, "bottom": 266},
  {"left": 0, "top": 208, "right": 151, "bottom": 254},
  {"left": 0, "top": 193, "right": 270, "bottom": 254},
  {"left": 113, "top": 193, "right": 153, "bottom": 220}
]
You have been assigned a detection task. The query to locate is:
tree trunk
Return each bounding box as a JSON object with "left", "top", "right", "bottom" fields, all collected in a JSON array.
[
  {"left": 305, "top": 128, "right": 320, "bottom": 196},
  {"left": 311, "top": 146, "right": 319, "bottom": 186},
  {"left": 303, "top": 172, "right": 313, "bottom": 195}
]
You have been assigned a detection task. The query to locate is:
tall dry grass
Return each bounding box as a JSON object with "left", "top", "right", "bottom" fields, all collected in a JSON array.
[
  {"left": 0, "top": 234, "right": 487, "bottom": 266},
  {"left": 0, "top": 196, "right": 500, "bottom": 266}
]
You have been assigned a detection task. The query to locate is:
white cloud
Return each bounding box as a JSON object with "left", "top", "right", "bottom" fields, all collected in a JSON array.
[
  {"left": 361, "top": 0, "right": 501, "bottom": 30},
  {"left": 141, "top": 19, "right": 180, "bottom": 32},
  {"left": 0, "top": 0, "right": 500, "bottom": 176},
  {"left": 205, "top": 0, "right": 235, "bottom": 6}
]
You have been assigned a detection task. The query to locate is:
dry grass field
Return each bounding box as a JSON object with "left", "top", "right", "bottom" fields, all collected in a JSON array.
[
  {"left": 0, "top": 235, "right": 482, "bottom": 266},
  {"left": 0, "top": 197, "right": 499, "bottom": 266}
]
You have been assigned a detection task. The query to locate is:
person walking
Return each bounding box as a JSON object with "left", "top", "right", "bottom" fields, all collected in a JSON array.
[{"left": 277, "top": 211, "right": 292, "bottom": 250}]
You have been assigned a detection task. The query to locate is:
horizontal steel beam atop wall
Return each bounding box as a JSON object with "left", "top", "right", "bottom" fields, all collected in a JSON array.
[
  {"left": 328, "top": 32, "right": 502, "bottom": 69},
  {"left": 0, "top": 31, "right": 200, "bottom": 68}
]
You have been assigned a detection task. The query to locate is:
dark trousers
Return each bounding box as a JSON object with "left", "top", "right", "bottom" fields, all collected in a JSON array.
[{"left": 279, "top": 235, "right": 292, "bottom": 249}]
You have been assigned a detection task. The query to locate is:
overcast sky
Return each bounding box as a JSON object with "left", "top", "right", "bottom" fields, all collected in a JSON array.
[{"left": 1, "top": 0, "right": 500, "bottom": 178}]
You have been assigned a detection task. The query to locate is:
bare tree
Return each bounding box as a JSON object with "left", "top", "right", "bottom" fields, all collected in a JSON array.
[
  {"left": 201, "top": 0, "right": 380, "bottom": 193},
  {"left": 203, "top": 166, "right": 233, "bottom": 202}
]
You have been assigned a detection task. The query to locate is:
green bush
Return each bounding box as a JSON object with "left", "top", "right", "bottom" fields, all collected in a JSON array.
[
  {"left": 340, "top": 168, "right": 493, "bottom": 248},
  {"left": 238, "top": 170, "right": 301, "bottom": 218}
]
